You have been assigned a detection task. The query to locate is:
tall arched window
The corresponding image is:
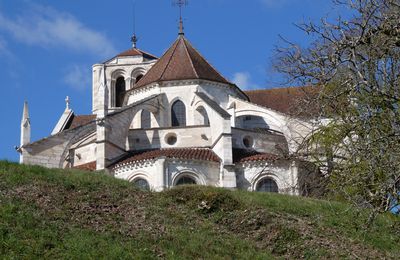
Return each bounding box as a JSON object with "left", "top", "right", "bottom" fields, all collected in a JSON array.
[
  {"left": 195, "top": 106, "right": 210, "bottom": 126},
  {"left": 171, "top": 100, "right": 186, "bottom": 127},
  {"left": 256, "top": 178, "right": 279, "bottom": 193},
  {"left": 141, "top": 109, "right": 151, "bottom": 129},
  {"left": 115, "top": 77, "right": 125, "bottom": 107}
]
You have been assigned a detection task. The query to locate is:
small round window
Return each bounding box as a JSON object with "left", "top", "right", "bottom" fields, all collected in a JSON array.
[
  {"left": 243, "top": 136, "right": 254, "bottom": 148},
  {"left": 133, "top": 178, "right": 150, "bottom": 191},
  {"left": 165, "top": 133, "right": 177, "bottom": 146}
]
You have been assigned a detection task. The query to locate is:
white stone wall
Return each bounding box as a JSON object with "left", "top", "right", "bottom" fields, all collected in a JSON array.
[
  {"left": 114, "top": 159, "right": 165, "bottom": 191},
  {"left": 167, "top": 159, "right": 220, "bottom": 187},
  {"left": 113, "top": 158, "right": 220, "bottom": 191},
  {"left": 128, "top": 126, "right": 212, "bottom": 150},
  {"left": 232, "top": 128, "right": 288, "bottom": 154},
  {"left": 236, "top": 160, "right": 299, "bottom": 195},
  {"left": 72, "top": 143, "right": 97, "bottom": 166},
  {"left": 22, "top": 123, "right": 96, "bottom": 168}
]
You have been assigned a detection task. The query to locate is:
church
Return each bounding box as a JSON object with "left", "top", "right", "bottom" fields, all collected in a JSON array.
[{"left": 18, "top": 19, "right": 315, "bottom": 194}]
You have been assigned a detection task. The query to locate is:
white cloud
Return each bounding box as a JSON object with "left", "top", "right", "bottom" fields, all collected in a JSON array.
[
  {"left": 0, "top": 37, "right": 13, "bottom": 58},
  {"left": 0, "top": 4, "right": 116, "bottom": 57},
  {"left": 63, "top": 65, "right": 91, "bottom": 91},
  {"left": 232, "top": 72, "right": 259, "bottom": 90}
]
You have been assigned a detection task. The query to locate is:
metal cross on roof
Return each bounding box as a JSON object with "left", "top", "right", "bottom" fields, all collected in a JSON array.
[{"left": 173, "top": 0, "right": 188, "bottom": 35}]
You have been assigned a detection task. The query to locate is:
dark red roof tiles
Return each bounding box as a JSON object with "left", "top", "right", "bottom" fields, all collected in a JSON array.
[
  {"left": 73, "top": 161, "right": 97, "bottom": 171},
  {"left": 233, "top": 149, "right": 279, "bottom": 163},
  {"left": 134, "top": 35, "right": 232, "bottom": 89},
  {"left": 67, "top": 115, "right": 96, "bottom": 130},
  {"left": 116, "top": 48, "right": 158, "bottom": 60},
  {"left": 244, "top": 86, "right": 320, "bottom": 117},
  {"left": 114, "top": 148, "right": 221, "bottom": 168}
]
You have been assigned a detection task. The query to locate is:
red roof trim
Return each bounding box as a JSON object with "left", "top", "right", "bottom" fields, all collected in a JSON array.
[{"left": 112, "top": 148, "right": 221, "bottom": 169}]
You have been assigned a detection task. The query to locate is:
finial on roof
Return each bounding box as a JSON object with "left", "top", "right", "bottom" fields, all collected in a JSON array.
[
  {"left": 131, "top": 0, "right": 139, "bottom": 48},
  {"left": 173, "top": 0, "right": 188, "bottom": 35},
  {"left": 65, "top": 96, "right": 70, "bottom": 110},
  {"left": 131, "top": 34, "right": 138, "bottom": 48}
]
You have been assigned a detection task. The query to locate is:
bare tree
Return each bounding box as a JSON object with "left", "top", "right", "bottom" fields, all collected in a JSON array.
[{"left": 275, "top": 0, "right": 400, "bottom": 218}]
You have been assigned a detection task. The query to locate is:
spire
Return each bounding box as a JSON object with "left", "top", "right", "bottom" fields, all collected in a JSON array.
[
  {"left": 65, "top": 96, "right": 70, "bottom": 110},
  {"left": 22, "top": 101, "right": 29, "bottom": 123},
  {"left": 20, "top": 101, "right": 31, "bottom": 147},
  {"left": 179, "top": 17, "right": 184, "bottom": 35},
  {"left": 173, "top": 0, "right": 188, "bottom": 35},
  {"left": 131, "top": 0, "right": 138, "bottom": 48}
]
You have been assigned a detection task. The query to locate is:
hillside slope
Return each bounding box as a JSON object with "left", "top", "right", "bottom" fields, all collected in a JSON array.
[{"left": 0, "top": 161, "right": 399, "bottom": 259}]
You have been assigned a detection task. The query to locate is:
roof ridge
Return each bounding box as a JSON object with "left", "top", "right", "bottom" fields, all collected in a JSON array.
[
  {"left": 158, "top": 38, "right": 181, "bottom": 82},
  {"left": 182, "top": 37, "right": 199, "bottom": 78},
  {"left": 183, "top": 37, "right": 232, "bottom": 84},
  {"left": 135, "top": 48, "right": 158, "bottom": 59}
]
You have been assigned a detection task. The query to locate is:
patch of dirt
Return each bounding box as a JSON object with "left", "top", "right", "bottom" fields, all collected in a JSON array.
[
  {"left": 213, "top": 208, "right": 387, "bottom": 259},
  {"left": 4, "top": 183, "right": 167, "bottom": 239}
]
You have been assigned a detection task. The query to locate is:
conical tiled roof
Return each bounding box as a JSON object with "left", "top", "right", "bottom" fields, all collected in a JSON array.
[{"left": 134, "top": 35, "right": 232, "bottom": 89}]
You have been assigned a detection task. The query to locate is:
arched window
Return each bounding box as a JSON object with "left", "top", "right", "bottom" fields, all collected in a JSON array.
[
  {"left": 171, "top": 100, "right": 186, "bottom": 127},
  {"left": 135, "top": 74, "right": 143, "bottom": 83},
  {"left": 141, "top": 110, "right": 151, "bottom": 129},
  {"left": 176, "top": 176, "right": 197, "bottom": 186},
  {"left": 195, "top": 106, "right": 210, "bottom": 126},
  {"left": 256, "top": 178, "right": 279, "bottom": 193},
  {"left": 133, "top": 178, "right": 150, "bottom": 191},
  {"left": 115, "top": 77, "right": 126, "bottom": 107}
]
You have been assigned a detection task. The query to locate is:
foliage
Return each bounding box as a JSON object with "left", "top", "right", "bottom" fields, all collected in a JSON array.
[
  {"left": 0, "top": 161, "right": 399, "bottom": 259},
  {"left": 275, "top": 0, "right": 400, "bottom": 217}
]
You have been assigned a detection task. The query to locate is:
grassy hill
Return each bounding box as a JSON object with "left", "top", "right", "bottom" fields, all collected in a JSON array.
[{"left": 0, "top": 161, "right": 399, "bottom": 259}]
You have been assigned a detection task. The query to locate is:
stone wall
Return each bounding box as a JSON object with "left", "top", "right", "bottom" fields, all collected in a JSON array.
[
  {"left": 22, "top": 122, "right": 96, "bottom": 168},
  {"left": 236, "top": 160, "right": 299, "bottom": 195}
]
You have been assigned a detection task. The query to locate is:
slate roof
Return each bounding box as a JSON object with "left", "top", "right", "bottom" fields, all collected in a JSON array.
[
  {"left": 113, "top": 148, "right": 221, "bottom": 168},
  {"left": 244, "top": 86, "right": 320, "bottom": 117},
  {"left": 233, "top": 149, "right": 279, "bottom": 163},
  {"left": 134, "top": 35, "right": 232, "bottom": 89},
  {"left": 116, "top": 48, "right": 158, "bottom": 60}
]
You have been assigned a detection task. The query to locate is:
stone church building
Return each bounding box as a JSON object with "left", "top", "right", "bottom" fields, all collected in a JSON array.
[{"left": 18, "top": 27, "right": 315, "bottom": 194}]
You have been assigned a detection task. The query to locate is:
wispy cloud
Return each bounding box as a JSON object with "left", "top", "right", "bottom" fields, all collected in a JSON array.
[
  {"left": 232, "top": 72, "right": 259, "bottom": 90},
  {"left": 0, "top": 4, "right": 116, "bottom": 57},
  {"left": 0, "top": 37, "right": 13, "bottom": 59},
  {"left": 63, "top": 65, "right": 91, "bottom": 91}
]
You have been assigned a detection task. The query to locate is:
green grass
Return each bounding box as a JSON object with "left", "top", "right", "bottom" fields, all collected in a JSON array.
[{"left": 0, "top": 161, "right": 399, "bottom": 259}]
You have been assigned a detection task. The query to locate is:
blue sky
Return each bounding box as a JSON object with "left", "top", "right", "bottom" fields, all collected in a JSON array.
[{"left": 0, "top": 0, "right": 345, "bottom": 161}]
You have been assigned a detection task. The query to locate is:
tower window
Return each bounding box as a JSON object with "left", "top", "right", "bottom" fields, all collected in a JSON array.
[
  {"left": 171, "top": 100, "right": 186, "bottom": 127},
  {"left": 115, "top": 77, "right": 125, "bottom": 107}
]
